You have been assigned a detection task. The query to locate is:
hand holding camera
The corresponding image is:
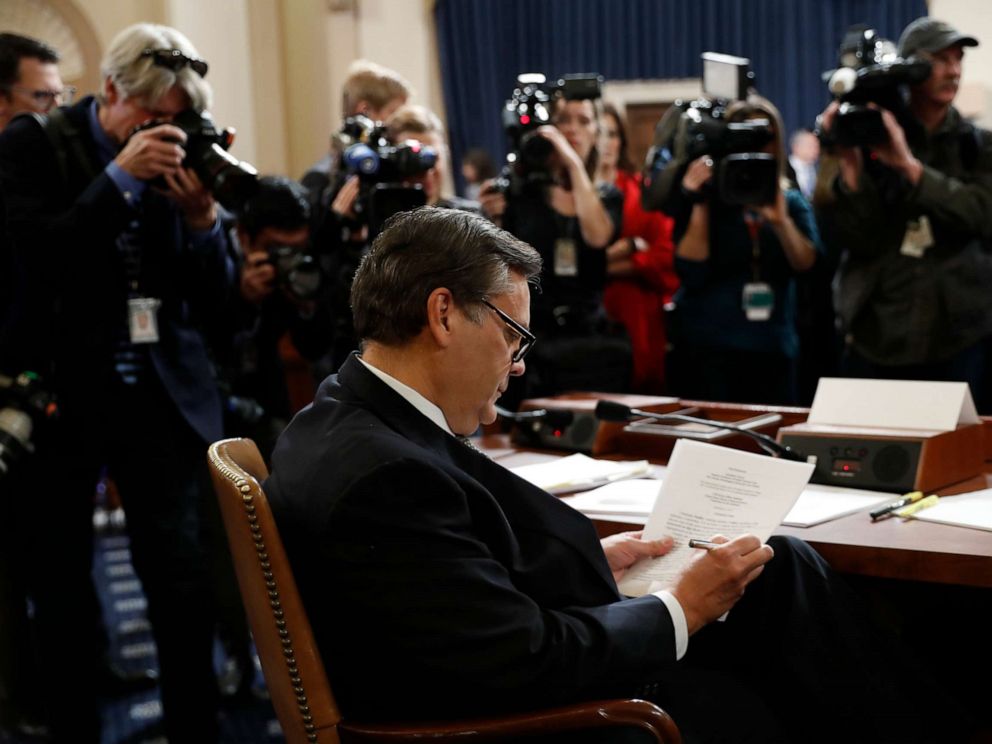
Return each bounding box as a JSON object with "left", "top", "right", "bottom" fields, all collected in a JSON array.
[
  {"left": 681, "top": 155, "right": 715, "bottom": 195},
  {"left": 239, "top": 251, "right": 276, "bottom": 305},
  {"left": 164, "top": 167, "right": 217, "bottom": 232},
  {"left": 115, "top": 122, "right": 187, "bottom": 180}
]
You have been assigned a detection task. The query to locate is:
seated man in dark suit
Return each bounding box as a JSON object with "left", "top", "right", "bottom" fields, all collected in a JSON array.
[{"left": 266, "top": 207, "right": 970, "bottom": 744}]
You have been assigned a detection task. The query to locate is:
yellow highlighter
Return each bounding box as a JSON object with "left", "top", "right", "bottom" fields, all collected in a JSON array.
[{"left": 894, "top": 494, "right": 939, "bottom": 518}]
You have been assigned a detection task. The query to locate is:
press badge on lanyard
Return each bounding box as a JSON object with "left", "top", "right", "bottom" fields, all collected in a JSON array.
[
  {"left": 128, "top": 297, "right": 162, "bottom": 344},
  {"left": 742, "top": 211, "right": 774, "bottom": 322},
  {"left": 553, "top": 237, "right": 579, "bottom": 277},
  {"left": 899, "top": 215, "right": 934, "bottom": 259}
]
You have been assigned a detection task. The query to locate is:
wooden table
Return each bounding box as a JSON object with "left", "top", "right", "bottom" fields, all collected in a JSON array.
[{"left": 479, "top": 402, "right": 992, "bottom": 589}]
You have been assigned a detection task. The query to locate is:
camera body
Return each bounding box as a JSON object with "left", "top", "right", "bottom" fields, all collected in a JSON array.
[
  {"left": 0, "top": 371, "right": 57, "bottom": 479},
  {"left": 266, "top": 243, "right": 321, "bottom": 302},
  {"left": 338, "top": 115, "right": 438, "bottom": 238},
  {"left": 644, "top": 53, "right": 777, "bottom": 209},
  {"left": 820, "top": 26, "right": 931, "bottom": 147},
  {"left": 495, "top": 72, "right": 603, "bottom": 197},
  {"left": 131, "top": 109, "right": 260, "bottom": 210}
]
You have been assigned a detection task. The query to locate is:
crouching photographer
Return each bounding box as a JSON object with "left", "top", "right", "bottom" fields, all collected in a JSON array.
[
  {"left": 814, "top": 19, "right": 992, "bottom": 407},
  {"left": 0, "top": 23, "right": 237, "bottom": 743},
  {"left": 644, "top": 54, "right": 820, "bottom": 405},
  {"left": 222, "top": 175, "right": 330, "bottom": 456},
  {"left": 480, "top": 73, "right": 629, "bottom": 401}
]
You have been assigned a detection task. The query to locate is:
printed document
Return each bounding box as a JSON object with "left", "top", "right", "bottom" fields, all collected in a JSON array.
[{"left": 618, "top": 439, "right": 814, "bottom": 597}]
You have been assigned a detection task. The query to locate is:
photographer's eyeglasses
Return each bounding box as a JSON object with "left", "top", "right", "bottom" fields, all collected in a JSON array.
[
  {"left": 141, "top": 48, "right": 209, "bottom": 78},
  {"left": 4, "top": 84, "right": 76, "bottom": 111},
  {"left": 481, "top": 299, "right": 536, "bottom": 364}
]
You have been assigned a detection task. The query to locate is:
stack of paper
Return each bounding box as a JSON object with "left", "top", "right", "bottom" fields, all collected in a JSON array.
[
  {"left": 781, "top": 484, "right": 894, "bottom": 527},
  {"left": 510, "top": 453, "right": 651, "bottom": 495},
  {"left": 908, "top": 488, "right": 992, "bottom": 532}
]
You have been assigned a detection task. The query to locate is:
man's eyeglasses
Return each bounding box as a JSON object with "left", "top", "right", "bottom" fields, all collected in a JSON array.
[
  {"left": 4, "top": 85, "right": 76, "bottom": 111},
  {"left": 481, "top": 299, "right": 536, "bottom": 364},
  {"left": 141, "top": 48, "right": 209, "bottom": 78}
]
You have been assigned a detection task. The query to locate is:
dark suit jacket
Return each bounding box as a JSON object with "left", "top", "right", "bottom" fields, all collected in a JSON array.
[
  {"left": 0, "top": 97, "right": 233, "bottom": 443},
  {"left": 266, "top": 355, "right": 676, "bottom": 720}
]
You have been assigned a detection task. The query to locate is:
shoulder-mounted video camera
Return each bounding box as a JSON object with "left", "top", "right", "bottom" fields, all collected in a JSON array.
[
  {"left": 130, "top": 109, "right": 259, "bottom": 210},
  {"left": 493, "top": 72, "right": 603, "bottom": 197},
  {"left": 336, "top": 115, "right": 438, "bottom": 239},
  {"left": 817, "top": 26, "right": 931, "bottom": 148},
  {"left": 643, "top": 52, "right": 778, "bottom": 209}
]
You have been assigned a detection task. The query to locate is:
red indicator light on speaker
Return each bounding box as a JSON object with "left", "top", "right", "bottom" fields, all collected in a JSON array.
[
  {"left": 520, "top": 115, "right": 531, "bottom": 125},
  {"left": 553, "top": 429, "right": 562, "bottom": 437}
]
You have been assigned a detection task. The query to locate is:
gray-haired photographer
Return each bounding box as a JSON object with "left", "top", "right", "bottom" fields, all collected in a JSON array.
[
  {"left": 0, "top": 22, "right": 247, "bottom": 743},
  {"left": 814, "top": 18, "right": 992, "bottom": 409}
]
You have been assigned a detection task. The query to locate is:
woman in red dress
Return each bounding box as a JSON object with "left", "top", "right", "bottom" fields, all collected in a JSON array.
[{"left": 597, "top": 103, "right": 678, "bottom": 392}]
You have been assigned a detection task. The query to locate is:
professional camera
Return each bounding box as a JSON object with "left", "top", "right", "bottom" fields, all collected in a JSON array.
[
  {"left": 818, "top": 26, "right": 931, "bottom": 147},
  {"left": 338, "top": 115, "right": 438, "bottom": 239},
  {"left": 0, "top": 371, "right": 57, "bottom": 480},
  {"left": 643, "top": 52, "right": 778, "bottom": 209},
  {"left": 494, "top": 72, "right": 603, "bottom": 197},
  {"left": 131, "top": 109, "right": 260, "bottom": 210},
  {"left": 267, "top": 243, "right": 321, "bottom": 302}
]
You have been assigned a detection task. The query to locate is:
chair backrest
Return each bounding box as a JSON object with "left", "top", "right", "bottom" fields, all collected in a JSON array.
[{"left": 207, "top": 438, "right": 342, "bottom": 744}]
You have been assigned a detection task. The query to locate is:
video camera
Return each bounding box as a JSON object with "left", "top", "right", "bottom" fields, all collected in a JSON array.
[
  {"left": 643, "top": 52, "right": 778, "bottom": 209},
  {"left": 131, "top": 109, "right": 260, "bottom": 210},
  {"left": 337, "top": 115, "right": 438, "bottom": 239},
  {"left": 493, "top": 72, "right": 603, "bottom": 197},
  {"left": 818, "top": 26, "right": 931, "bottom": 147},
  {"left": 0, "top": 371, "right": 57, "bottom": 480}
]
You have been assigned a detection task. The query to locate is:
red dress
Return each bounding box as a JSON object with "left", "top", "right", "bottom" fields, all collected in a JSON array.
[{"left": 602, "top": 169, "right": 678, "bottom": 392}]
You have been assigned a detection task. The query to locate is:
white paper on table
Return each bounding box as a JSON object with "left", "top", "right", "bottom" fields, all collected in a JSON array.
[
  {"left": 808, "top": 378, "right": 979, "bottom": 431},
  {"left": 909, "top": 488, "right": 992, "bottom": 533},
  {"left": 510, "top": 453, "right": 651, "bottom": 495},
  {"left": 781, "top": 484, "right": 896, "bottom": 527},
  {"left": 559, "top": 477, "right": 664, "bottom": 517},
  {"left": 618, "top": 440, "right": 814, "bottom": 597}
]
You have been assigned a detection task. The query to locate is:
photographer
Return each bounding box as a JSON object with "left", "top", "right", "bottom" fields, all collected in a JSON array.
[
  {"left": 0, "top": 23, "right": 232, "bottom": 742},
  {"left": 481, "top": 87, "right": 627, "bottom": 398},
  {"left": 386, "top": 103, "right": 480, "bottom": 212},
  {"left": 223, "top": 175, "right": 330, "bottom": 454},
  {"left": 816, "top": 18, "right": 992, "bottom": 405},
  {"left": 667, "top": 95, "right": 820, "bottom": 405}
]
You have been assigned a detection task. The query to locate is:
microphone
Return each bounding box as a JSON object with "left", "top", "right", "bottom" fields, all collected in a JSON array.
[
  {"left": 594, "top": 400, "right": 808, "bottom": 462},
  {"left": 495, "top": 405, "right": 575, "bottom": 430}
]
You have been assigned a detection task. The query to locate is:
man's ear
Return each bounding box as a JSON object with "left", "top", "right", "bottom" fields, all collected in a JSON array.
[
  {"left": 425, "top": 287, "right": 455, "bottom": 349},
  {"left": 103, "top": 76, "right": 119, "bottom": 106}
]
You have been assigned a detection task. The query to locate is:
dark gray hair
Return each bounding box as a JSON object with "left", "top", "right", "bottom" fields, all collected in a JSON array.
[{"left": 351, "top": 207, "right": 542, "bottom": 346}]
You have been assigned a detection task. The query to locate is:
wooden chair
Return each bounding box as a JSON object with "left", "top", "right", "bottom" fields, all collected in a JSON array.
[{"left": 207, "top": 437, "right": 682, "bottom": 744}]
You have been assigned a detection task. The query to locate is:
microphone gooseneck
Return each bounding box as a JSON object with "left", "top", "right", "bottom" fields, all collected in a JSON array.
[{"left": 593, "top": 400, "right": 807, "bottom": 462}]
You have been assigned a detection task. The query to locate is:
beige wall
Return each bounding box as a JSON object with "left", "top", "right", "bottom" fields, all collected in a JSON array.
[
  {"left": 929, "top": 0, "right": 992, "bottom": 127},
  {"left": 28, "top": 1, "right": 992, "bottom": 184}
]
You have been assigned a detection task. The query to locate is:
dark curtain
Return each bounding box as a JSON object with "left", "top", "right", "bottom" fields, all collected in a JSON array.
[{"left": 435, "top": 0, "right": 927, "bottom": 194}]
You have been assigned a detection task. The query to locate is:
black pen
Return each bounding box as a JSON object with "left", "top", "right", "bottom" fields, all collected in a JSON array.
[
  {"left": 869, "top": 490, "right": 924, "bottom": 521},
  {"left": 688, "top": 539, "right": 719, "bottom": 550}
]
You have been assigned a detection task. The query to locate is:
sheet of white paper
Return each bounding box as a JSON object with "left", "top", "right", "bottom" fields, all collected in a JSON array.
[
  {"left": 618, "top": 440, "right": 814, "bottom": 597},
  {"left": 808, "top": 378, "right": 979, "bottom": 431},
  {"left": 781, "top": 484, "right": 896, "bottom": 527},
  {"left": 510, "top": 453, "right": 651, "bottom": 495},
  {"left": 909, "top": 488, "right": 992, "bottom": 533},
  {"left": 560, "top": 477, "right": 664, "bottom": 517}
]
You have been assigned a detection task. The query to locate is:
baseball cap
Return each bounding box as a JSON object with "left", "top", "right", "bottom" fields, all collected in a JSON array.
[{"left": 898, "top": 17, "right": 978, "bottom": 57}]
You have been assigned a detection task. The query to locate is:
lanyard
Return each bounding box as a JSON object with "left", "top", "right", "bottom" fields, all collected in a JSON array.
[{"left": 743, "top": 210, "right": 764, "bottom": 282}]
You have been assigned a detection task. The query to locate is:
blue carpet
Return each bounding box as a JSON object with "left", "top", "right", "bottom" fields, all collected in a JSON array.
[{"left": 91, "top": 529, "right": 283, "bottom": 744}]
